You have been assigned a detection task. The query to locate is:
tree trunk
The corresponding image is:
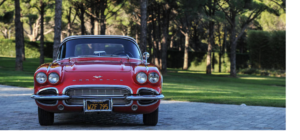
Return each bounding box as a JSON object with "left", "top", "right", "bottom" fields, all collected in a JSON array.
[
  {"left": 219, "top": 24, "right": 226, "bottom": 72},
  {"left": 206, "top": 21, "right": 214, "bottom": 74},
  {"left": 183, "top": 33, "right": 189, "bottom": 70},
  {"left": 14, "top": 0, "right": 23, "bottom": 71},
  {"left": 147, "top": 22, "right": 152, "bottom": 61},
  {"left": 135, "top": 23, "right": 138, "bottom": 44},
  {"left": 80, "top": 3, "right": 85, "bottom": 35},
  {"left": 90, "top": 2, "right": 95, "bottom": 35},
  {"left": 94, "top": 20, "right": 99, "bottom": 35},
  {"left": 21, "top": 22, "right": 25, "bottom": 61},
  {"left": 161, "top": 3, "right": 169, "bottom": 74},
  {"left": 151, "top": 4, "right": 157, "bottom": 64},
  {"left": 229, "top": 22, "right": 237, "bottom": 77},
  {"left": 67, "top": 7, "right": 71, "bottom": 36},
  {"left": 156, "top": 3, "right": 161, "bottom": 68},
  {"left": 140, "top": 0, "right": 147, "bottom": 53},
  {"left": 100, "top": 0, "right": 107, "bottom": 35},
  {"left": 39, "top": 0, "right": 44, "bottom": 65},
  {"left": 1, "top": 28, "right": 8, "bottom": 38},
  {"left": 53, "top": 0, "right": 62, "bottom": 60}
]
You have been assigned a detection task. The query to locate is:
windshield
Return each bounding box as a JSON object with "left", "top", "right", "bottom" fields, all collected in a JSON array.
[{"left": 58, "top": 38, "right": 141, "bottom": 59}]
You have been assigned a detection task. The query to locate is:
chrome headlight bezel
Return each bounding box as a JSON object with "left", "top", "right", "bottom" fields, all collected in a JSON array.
[
  {"left": 148, "top": 72, "right": 160, "bottom": 83},
  {"left": 48, "top": 73, "right": 60, "bottom": 84},
  {"left": 36, "top": 72, "right": 47, "bottom": 84},
  {"left": 136, "top": 72, "right": 147, "bottom": 84}
]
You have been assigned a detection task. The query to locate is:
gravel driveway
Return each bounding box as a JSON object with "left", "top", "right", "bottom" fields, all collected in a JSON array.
[{"left": 0, "top": 85, "right": 285, "bottom": 130}]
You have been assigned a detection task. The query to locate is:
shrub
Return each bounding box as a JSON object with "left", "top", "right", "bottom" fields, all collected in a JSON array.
[
  {"left": 247, "top": 30, "right": 285, "bottom": 70},
  {"left": 0, "top": 39, "right": 53, "bottom": 58},
  {"left": 238, "top": 68, "right": 286, "bottom": 77}
]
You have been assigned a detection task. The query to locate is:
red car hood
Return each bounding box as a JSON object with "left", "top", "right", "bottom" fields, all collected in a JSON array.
[{"left": 65, "top": 58, "right": 132, "bottom": 72}]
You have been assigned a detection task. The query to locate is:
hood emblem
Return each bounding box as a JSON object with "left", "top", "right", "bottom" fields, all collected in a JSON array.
[{"left": 93, "top": 76, "right": 102, "bottom": 78}]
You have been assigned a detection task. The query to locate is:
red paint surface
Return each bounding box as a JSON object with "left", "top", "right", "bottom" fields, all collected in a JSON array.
[{"left": 34, "top": 57, "right": 162, "bottom": 114}]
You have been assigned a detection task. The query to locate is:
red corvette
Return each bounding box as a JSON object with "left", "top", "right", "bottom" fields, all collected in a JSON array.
[{"left": 31, "top": 35, "right": 164, "bottom": 126}]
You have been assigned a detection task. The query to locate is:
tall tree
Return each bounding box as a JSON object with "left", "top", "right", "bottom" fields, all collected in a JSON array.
[
  {"left": 205, "top": 0, "right": 218, "bottom": 74},
  {"left": 0, "top": 11, "right": 14, "bottom": 39},
  {"left": 39, "top": 0, "right": 45, "bottom": 64},
  {"left": 175, "top": 0, "right": 203, "bottom": 70},
  {"left": 0, "top": 0, "right": 14, "bottom": 39},
  {"left": 14, "top": 0, "right": 23, "bottom": 71},
  {"left": 28, "top": 0, "right": 54, "bottom": 64},
  {"left": 140, "top": 0, "right": 147, "bottom": 53},
  {"left": 84, "top": 0, "right": 125, "bottom": 35},
  {"left": 218, "top": 0, "right": 266, "bottom": 77},
  {"left": 53, "top": 0, "right": 62, "bottom": 60},
  {"left": 79, "top": 2, "right": 85, "bottom": 35},
  {"left": 161, "top": 0, "right": 175, "bottom": 74}
]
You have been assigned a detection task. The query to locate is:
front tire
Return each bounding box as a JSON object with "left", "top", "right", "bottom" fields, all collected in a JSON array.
[
  {"left": 143, "top": 108, "right": 158, "bottom": 126},
  {"left": 38, "top": 107, "right": 54, "bottom": 125}
]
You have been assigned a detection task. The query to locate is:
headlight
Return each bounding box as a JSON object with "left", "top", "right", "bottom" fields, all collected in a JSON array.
[
  {"left": 36, "top": 72, "right": 47, "bottom": 84},
  {"left": 48, "top": 73, "right": 60, "bottom": 84},
  {"left": 136, "top": 72, "right": 147, "bottom": 84},
  {"left": 148, "top": 72, "right": 159, "bottom": 83}
]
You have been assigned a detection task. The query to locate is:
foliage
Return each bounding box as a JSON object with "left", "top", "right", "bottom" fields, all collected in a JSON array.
[
  {"left": 0, "top": 0, "right": 286, "bottom": 73},
  {"left": 167, "top": 50, "right": 249, "bottom": 72},
  {"left": 238, "top": 68, "right": 285, "bottom": 77},
  {"left": 247, "top": 30, "right": 285, "bottom": 69},
  {"left": 0, "top": 0, "right": 14, "bottom": 39},
  {"left": 0, "top": 39, "right": 53, "bottom": 58},
  {"left": 257, "top": 0, "right": 286, "bottom": 31}
]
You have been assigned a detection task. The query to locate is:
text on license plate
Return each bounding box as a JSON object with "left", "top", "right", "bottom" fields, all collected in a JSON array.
[{"left": 87, "top": 100, "right": 110, "bottom": 110}]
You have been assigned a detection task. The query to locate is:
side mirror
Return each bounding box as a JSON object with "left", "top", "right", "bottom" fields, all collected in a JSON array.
[{"left": 143, "top": 52, "right": 150, "bottom": 64}]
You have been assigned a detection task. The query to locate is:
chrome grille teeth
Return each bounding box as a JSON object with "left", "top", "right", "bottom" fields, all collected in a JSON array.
[{"left": 65, "top": 87, "right": 131, "bottom": 105}]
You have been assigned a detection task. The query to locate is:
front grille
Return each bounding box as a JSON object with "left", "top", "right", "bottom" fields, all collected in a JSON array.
[
  {"left": 66, "top": 87, "right": 130, "bottom": 96},
  {"left": 37, "top": 89, "right": 57, "bottom": 104},
  {"left": 65, "top": 98, "right": 131, "bottom": 105},
  {"left": 65, "top": 87, "right": 131, "bottom": 105},
  {"left": 138, "top": 89, "right": 158, "bottom": 105}
]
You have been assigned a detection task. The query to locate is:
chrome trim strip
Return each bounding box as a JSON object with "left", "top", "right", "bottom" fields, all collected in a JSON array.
[
  {"left": 136, "top": 87, "right": 162, "bottom": 106},
  {"left": 31, "top": 95, "right": 70, "bottom": 100},
  {"left": 137, "top": 100, "right": 159, "bottom": 107},
  {"left": 62, "top": 85, "right": 134, "bottom": 107},
  {"left": 62, "top": 85, "right": 133, "bottom": 95},
  {"left": 62, "top": 99, "right": 133, "bottom": 107},
  {"left": 47, "top": 63, "right": 53, "bottom": 73},
  {"left": 36, "top": 100, "right": 58, "bottom": 106},
  {"left": 36, "top": 87, "right": 59, "bottom": 95},
  {"left": 35, "top": 87, "right": 59, "bottom": 106},
  {"left": 69, "top": 96, "right": 125, "bottom": 99},
  {"left": 58, "top": 35, "right": 142, "bottom": 61},
  {"left": 126, "top": 94, "right": 164, "bottom": 100},
  {"left": 136, "top": 87, "right": 160, "bottom": 95},
  {"left": 33, "top": 94, "right": 164, "bottom": 100}
]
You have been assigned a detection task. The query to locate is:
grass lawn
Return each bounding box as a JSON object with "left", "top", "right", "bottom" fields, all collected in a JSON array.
[
  {"left": 163, "top": 69, "right": 285, "bottom": 107},
  {"left": 0, "top": 57, "right": 286, "bottom": 107},
  {"left": 0, "top": 57, "right": 53, "bottom": 88}
]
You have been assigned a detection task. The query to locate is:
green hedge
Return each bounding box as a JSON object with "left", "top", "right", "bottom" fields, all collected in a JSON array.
[
  {"left": 167, "top": 50, "right": 249, "bottom": 72},
  {"left": 0, "top": 39, "right": 53, "bottom": 58},
  {"left": 247, "top": 30, "right": 286, "bottom": 70}
]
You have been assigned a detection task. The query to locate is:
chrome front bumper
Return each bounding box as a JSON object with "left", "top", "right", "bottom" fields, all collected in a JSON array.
[{"left": 31, "top": 94, "right": 165, "bottom": 100}]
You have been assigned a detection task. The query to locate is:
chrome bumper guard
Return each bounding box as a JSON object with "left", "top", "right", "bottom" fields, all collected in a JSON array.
[{"left": 31, "top": 94, "right": 164, "bottom": 100}]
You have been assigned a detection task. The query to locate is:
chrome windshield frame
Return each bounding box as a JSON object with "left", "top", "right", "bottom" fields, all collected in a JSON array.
[{"left": 56, "top": 35, "right": 142, "bottom": 61}]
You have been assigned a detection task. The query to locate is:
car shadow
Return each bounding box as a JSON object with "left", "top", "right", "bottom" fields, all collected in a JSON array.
[{"left": 52, "top": 112, "right": 145, "bottom": 127}]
